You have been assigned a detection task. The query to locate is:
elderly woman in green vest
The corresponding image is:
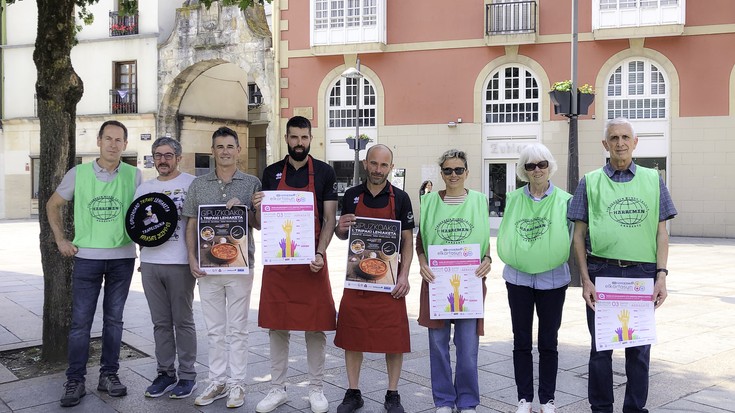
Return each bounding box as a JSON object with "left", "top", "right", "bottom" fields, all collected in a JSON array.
[
  {"left": 497, "top": 143, "right": 572, "bottom": 413},
  {"left": 416, "top": 149, "right": 492, "bottom": 413}
]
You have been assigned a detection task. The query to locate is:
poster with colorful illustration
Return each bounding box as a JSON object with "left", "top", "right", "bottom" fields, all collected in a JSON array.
[
  {"left": 594, "top": 277, "right": 657, "bottom": 351},
  {"left": 345, "top": 217, "right": 401, "bottom": 293},
  {"left": 260, "top": 191, "right": 315, "bottom": 265},
  {"left": 197, "top": 205, "right": 249, "bottom": 275},
  {"left": 427, "top": 244, "right": 484, "bottom": 319}
]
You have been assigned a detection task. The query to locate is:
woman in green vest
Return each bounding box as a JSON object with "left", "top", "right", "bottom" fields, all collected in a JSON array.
[
  {"left": 416, "top": 149, "right": 492, "bottom": 413},
  {"left": 496, "top": 143, "right": 572, "bottom": 413}
]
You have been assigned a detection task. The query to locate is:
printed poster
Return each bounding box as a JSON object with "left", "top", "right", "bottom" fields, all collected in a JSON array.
[
  {"left": 260, "top": 191, "right": 315, "bottom": 265},
  {"left": 428, "top": 244, "right": 484, "bottom": 319},
  {"left": 594, "top": 277, "right": 657, "bottom": 351},
  {"left": 345, "top": 217, "right": 401, "bottom": 293},
  {"left": 197, "top": 205, "right": 249, "bottom": 275}
]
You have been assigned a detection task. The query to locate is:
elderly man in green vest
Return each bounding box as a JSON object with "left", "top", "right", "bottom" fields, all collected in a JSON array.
[
  {"left": 47, "top": 120, "right": 142, "bottom": 407},
  {"left": 568, "top": 117, "right": 677, "bottom": 413}
]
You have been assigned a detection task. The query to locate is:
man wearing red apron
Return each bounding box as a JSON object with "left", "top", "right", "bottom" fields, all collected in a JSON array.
[
  {"left": 253, "top": 116, "right": 338, "bottom": 413},
  {"left": 333, "top": 144, "right": 414, "bottom": 413}
]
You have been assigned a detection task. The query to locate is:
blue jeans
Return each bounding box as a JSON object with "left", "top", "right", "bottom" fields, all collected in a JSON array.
[
  {"left": 66, "top": 257, "right": 135, "bottom": 382},
  {"left": 585, "top": 261, "right": 656, "bottom": 413},
  {"left": 428, "top": 319, "right": 480, "bottom": 410},
  {"left": 506, "top": 282, "right": 567, "bottom": 404}
]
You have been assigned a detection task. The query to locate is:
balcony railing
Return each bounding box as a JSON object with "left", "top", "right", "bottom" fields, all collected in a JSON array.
[
  {"left": 486, "top": 1, "right": 537, "bottom": 35},
  {"left": 109, "top": 12, "right": 138, "bottom": 37},
  {"left": 110, "top": 89, "right": 138, "bottom": 114}
]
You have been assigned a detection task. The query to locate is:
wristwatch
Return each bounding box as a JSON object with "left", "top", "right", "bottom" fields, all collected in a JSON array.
[
  {"left": 656, "top": 268, "right": 668, "bottom": 276},
  {"left": 483, "top": 255, "right": 492, "bottom": 263}
]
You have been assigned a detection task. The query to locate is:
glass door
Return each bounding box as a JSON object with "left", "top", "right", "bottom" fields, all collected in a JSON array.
[{"left": 485, "top": 161, "right": 523, "bottom": 229}]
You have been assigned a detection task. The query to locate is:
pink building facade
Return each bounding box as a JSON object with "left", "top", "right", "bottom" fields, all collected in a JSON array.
[{"left": 272, "top": 0, "right": 735, "bottom": 237}]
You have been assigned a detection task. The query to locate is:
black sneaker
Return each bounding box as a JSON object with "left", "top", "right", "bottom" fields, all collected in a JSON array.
[
  {"left": 98, "top": 373, "right": 127, "bottom": 397},
  {"left": 60, "top": 380, "right": 86, "bottom": 407},
  {"left": 337, "top": 388, "right": 364, "bottom": 413},
  {"left": 145, "top": 373, "right": 177, "bottom": 398},
  {"left": 170, "top": 379, "right": 198, "bottom": 399},
  {"left": 384, "top": 390, "right": 405, "bottom": 413}
]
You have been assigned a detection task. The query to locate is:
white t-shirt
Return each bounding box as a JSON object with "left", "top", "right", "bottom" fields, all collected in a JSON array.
[{"left": 134, "top": 173, "right": 196, "bottom": 264}]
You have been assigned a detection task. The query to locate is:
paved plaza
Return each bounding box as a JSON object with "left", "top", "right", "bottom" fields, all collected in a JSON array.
[{"left": 0, "top": 219, "right": 733, "bottom": 412}]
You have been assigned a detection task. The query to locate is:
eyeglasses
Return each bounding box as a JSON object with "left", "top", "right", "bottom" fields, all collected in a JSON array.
[
  {"left": 524, "top": 160, "right": 549, "bottom": 171},
  {"left": 153, "top": 153, "right": 176, "bottom": 160},
  {"left": 441, "top": 167, "right": 466, "bottom": 176}
]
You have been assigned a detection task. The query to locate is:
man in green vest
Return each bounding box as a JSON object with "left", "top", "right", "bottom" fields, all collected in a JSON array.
[
  {"left": 568, "top": 117, "right": 677, "bottom": 413},
  {"left": 47, "top": 120, "right": 142, "bottom": 408}
]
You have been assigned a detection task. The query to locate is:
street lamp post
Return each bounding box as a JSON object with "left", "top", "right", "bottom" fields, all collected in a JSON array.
[{"left": 342, "top": 58, "right": 363, "bottom": 186}]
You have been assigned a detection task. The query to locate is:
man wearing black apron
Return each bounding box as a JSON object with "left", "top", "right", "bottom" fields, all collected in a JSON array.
[
  {"left": 334, "top": 144, "right": 414, "bottom": 413},
  {"left": 253, "top": 116, "right": 338, "bottom": 413}
]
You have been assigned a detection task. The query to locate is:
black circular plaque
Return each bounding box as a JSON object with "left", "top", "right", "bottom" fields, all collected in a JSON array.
[{"left": 125, "top": 192, "right": 179, "bottom": 247}]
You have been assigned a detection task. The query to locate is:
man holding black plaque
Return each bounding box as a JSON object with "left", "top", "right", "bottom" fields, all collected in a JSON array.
[
  {"left": 182, "top": 126, "right": 261, "bottom": 408},
  {"left": 132, "top": 137, "right": 198, "bottom": 399},
  {"left": 333, "top": 144, "right": 414, "bottom": 413}
]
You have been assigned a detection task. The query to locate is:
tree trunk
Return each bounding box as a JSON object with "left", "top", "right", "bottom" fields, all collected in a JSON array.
[{"left": 34, "top": 0, "right": 84, "bottom": 362}]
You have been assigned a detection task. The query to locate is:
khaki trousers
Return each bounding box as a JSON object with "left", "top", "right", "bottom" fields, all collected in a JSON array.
[{"left": 268, "top": 329, "right": 326, "bottom": 391}]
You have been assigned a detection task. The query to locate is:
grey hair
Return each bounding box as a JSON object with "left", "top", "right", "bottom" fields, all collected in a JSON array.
[
  {"left": 516, "top": 143, "right": 558, "bottom": 182},
  {"left": 151, "top": 137, "right": 183, "bottom": 156},
  {"left": 438, "top": 149, "right": 468, "bottom": 169},
  {"left": 604, "top": 117, "right": 636, "bottom": 140}
]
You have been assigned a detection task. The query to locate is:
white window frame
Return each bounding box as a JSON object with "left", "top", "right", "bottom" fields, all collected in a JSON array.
[
  {"left": 325, "top": 76, "right": 378, "bottom": 161},
  {"left": 606, "top": 59, "right": 668, "bottom": 120},
  {"left": 593, "top": 0, "right": 685, "bottom": 29},
  {"left": 484, "top": 65, "right": 541, "bottom": 125},
  {"left": 311, "top": 0, "right": 386, "bottom": 46}
]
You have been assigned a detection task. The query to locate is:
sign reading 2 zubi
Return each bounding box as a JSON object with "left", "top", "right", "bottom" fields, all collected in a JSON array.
[
  {"left": 125, "top": 193, "right": 178, "bottom": 247},
  {"left": 594, "top": 277, "right": 656, "bottom": 351},
  {"left": 427, "top": 244, "right": 484, "bottom": 320},
  {"left": 197, "top": 205, "right": 249, "bottom": 275},
  {"left": 260, "top": 191, "right": 315, "bottom": 265}
]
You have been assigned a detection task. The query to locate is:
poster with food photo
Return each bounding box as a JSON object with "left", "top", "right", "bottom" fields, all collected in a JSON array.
[
  {"left": 345, "top": 217, "right": 401, "bottom": 293},
  {"left": 198, "top": 204, "right": 249, "bottom": 275}
]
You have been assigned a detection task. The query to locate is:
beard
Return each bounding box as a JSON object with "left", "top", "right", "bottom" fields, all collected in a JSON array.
[{"left": 288, "top": 144, "right": 310, "bottom": 162}]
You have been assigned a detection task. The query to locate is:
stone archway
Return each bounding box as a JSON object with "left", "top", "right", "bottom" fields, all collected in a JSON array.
[{"left": 158, "top": 2, "right": 275, "bottom": 176}]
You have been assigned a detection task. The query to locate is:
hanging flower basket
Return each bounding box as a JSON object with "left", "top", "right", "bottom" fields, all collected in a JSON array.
[
  {"left": 346, "top": 134, "right": 371, "bottom": 150},
  {"left": 549, "top": 81, "right": 595, "bottom": 116}
]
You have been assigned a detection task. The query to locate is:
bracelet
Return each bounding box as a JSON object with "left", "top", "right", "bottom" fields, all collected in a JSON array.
[
  {"left": 315, "top": 251, "right": 325, "bottom": 260},
  {"left": 483, "top": 255, "right": 492, "bottom": 263},
  {"left": 656, "top": 268, "right": 668, "bottom": 276}
]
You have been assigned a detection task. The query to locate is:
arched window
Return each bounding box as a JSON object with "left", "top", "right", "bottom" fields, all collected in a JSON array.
[
  {"left": 606, "top": 60, "right": 667, "bottom": 119},
  {"left": 484, "top": 66, "right": 540, "bottom": 123},
  {"left": 328, "top": 76, "right": 376, "bottom": 128}
]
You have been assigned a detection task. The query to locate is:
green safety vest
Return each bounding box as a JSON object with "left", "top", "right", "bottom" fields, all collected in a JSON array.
[
  {"left": 586, "top": 166, "right": 660, "bottom": 262},
  {"left": 497, "top": 185, "right": 572, "bottom": 274},
  {"left": 73, "top": 162, "right": 136, "bottom": 248},
  {"left": 419, "top": 190, "right": 490, "bottom": 255}
]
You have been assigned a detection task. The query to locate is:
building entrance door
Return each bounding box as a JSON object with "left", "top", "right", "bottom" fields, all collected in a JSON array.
[{"left": 485, "top": 161, "right": 523, "bottom": 229}]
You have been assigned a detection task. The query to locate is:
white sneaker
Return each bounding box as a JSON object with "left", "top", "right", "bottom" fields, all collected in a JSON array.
[
  {"left": 227, "top": 384, "right": 245, "bottom": 408},
  {"left": 459, "top": 409, "right": 477, "bottom": 413},
  {"left": 308, "top": 389, "right": 329, "bottom": 413},
  {"left": 540, "top": 399, "right": 556, "bottom": 413},
  {"left": 194, "top": 382, "right": 229, "bottom": 406},
  {"left": 436, "top": 407, "right": 453, "bottom": 413},
  {"left": 516, "top": 399, "right": 533, "bottom": 413},
  {"left": 256, "top": 387, "right": 288, "bottom": 413}
]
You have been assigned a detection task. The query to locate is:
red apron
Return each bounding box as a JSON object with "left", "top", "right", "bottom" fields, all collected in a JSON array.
[
  {"left": 334, "top": 185, "right": 411, "bottom": 353},
  {"left": 258, "top": 156, "right": 337, "bottom": 331}
]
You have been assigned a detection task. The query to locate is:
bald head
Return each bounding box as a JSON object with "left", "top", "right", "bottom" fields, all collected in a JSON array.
[
  {"left": 365, "top": 144, "right": 393, "bottom": 164},
  {"left": 363, "top": 144, "right": 394, "bottom": 187}
]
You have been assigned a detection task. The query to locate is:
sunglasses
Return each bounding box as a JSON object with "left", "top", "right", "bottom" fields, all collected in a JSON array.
[
  {"left": 441, "top": 167, "right": 466, "bottom": 176},
  {"left": 524, "top": 160, "right": 549, "bottom": 171}
]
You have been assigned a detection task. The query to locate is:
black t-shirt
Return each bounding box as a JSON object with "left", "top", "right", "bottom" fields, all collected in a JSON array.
[
  {"left": 262, "top": 156, "right": 338, "bottom": 225},
  {"left": 341, "top": 182, "right": 415, "bottom": 231}
]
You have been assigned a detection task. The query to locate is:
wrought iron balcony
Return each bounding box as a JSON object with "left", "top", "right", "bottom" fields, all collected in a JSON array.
[
  {"left": 486, "top": 1, "right": 537, "bottom": 35},
  {"left": 110, "top": 89, "right": 137, "bottom": 114},
  {"left": 109, "top": 12, "right": 138, "bottom": 37}
]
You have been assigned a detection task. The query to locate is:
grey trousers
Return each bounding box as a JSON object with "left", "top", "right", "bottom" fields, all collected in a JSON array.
[{"left": 141, "top": 263, "right": 197, "bottom": 380}]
